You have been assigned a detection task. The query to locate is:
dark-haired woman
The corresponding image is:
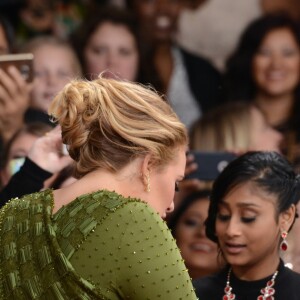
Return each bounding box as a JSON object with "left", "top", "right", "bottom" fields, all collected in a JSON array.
[
  {"left": 194, "top": 151, "right": 300, "bottom": 299},
  {"left": 70, "top": 6, "right": 140, "bottom": 83},
  {"left": 168, "top": 189, "right": 224, "bottom": 280},
  {"left": 223, "top": 14, "right": 300, "bottom": 167}
]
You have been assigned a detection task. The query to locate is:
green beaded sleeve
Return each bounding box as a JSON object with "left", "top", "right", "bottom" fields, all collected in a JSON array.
[{"left": 68, "top": 199, "right": 198, "bottom": 299}]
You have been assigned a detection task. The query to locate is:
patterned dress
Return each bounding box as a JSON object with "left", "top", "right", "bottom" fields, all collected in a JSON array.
[{"left": 0, "top": 189, "right": 197, "bottom": 299}]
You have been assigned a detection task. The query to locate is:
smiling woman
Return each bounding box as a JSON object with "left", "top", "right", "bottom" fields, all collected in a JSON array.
[
  {"left": 224, "top": 14, "right": 300, "bottom": 166},
  {"left": 168, "top": 189, "right": 224, "bottom": 280},
  {"left": 194, "top": 151, "right": 300, "bottom": 300}
]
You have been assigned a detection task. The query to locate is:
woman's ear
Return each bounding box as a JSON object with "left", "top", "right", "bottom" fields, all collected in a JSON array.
[
  {"left": 141, "top": 154, "right": 152, "bottom": 190},
  {"left": 279, "top": 204, "right": 296, "bottom": 232},
  {"left": 141, "top": 154, "right": 151, "bottom": 175}
]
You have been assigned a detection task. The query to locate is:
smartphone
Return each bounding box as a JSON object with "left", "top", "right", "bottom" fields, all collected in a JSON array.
[
  {"left": 185, "top": 151, "right": 237, "bottom": 181},
  {"left": 0, "top": 53, "right": 34, "bottom": 83}
]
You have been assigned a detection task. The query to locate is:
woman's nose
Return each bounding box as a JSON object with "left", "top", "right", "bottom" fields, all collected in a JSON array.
[
  {"left": 225, "top": 218, "right": 241, "bottom": 237},
  {"left": 195, "top": 223, "right": 206, "bottom": 237}
]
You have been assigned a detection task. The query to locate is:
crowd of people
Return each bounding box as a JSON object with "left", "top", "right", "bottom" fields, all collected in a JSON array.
[{"left": 0, "top": 0, "right": 300, "bottom": 299}]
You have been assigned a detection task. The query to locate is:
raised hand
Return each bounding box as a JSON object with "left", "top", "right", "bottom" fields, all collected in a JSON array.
[
  {"left": 27, "top": 125, "right": 73, "bottom": 173},
  {"left": 0, "top": 65, "right": 32, "bottom": 142}
]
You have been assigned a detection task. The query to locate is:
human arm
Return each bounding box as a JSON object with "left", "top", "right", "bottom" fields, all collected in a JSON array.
[
  {"left": 0, "top": 126, "right": 73, "bottom": 204},
  {"left": 27, "top": 125, "right": 72, "bottom": 173},
  {"left": 0, "top": 157, "right": 52, "bottom": 205}
]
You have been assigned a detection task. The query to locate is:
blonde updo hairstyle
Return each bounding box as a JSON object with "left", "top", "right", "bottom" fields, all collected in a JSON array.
[{"left": 49, "top": 77, "right": 187, "bottom": 178}]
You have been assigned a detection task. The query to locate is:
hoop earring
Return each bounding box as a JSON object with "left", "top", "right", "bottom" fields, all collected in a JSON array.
[{"left": 280, "top": 230, "right": 288, "bottom": 251}]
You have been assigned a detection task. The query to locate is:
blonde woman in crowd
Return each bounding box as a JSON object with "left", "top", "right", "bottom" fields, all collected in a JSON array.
[{"left": 189, "top": 101, "right": 282, "bottom": 153}]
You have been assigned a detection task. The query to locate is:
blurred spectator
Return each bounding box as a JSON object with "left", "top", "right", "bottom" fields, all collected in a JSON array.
[
  {"left": 22, "top": 35, "right": 82, "bottom": 113},
  {"left": 177, "top": 0, "right": 262, "bottom": 71},
  {"left": 176, "top": 101, "right": 283, "bottom": 203},
  {"left": 0, "top": 125, "right": 73, "bottom": 204},
  {"left": 127, "top": 0, "right": 222, "bottom": 129},
  {"left": 0, "top": 14, "right": 32, "bottom": 144},
  {"left": 70, "top": 6, "right": 140, "bottom": 82},
  {"left": 8, "top": 0, "right": 87, "bottom": 46},
  {"left": 130, "top": 0, "right": 299, "bottom": 72},
  {"left": 0, "top": 121, "right": 51, "bottom": 187},
  {"left": 223, "top": 14, "right": 300, "bottom": 166},
  {"left": 168, "top": 189, "right": 224, "bottom": 280},
  {"left": 189, "top": 101, "right": 282, "bottom": 153}
]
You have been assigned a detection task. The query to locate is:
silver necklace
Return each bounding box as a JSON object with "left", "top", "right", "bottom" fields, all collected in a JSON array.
[{"left": 223, "top": 268, "right": 278, "bottom": 300}]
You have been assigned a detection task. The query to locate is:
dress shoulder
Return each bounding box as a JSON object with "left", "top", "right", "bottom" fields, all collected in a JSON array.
[{"left": 67, "top": 192, "right": 197, "bottom": 299}]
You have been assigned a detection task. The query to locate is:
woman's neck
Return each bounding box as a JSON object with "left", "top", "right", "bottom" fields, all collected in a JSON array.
[
  {"left": 52, "top": 162, "right": 144, "bottom": 214},
  {"left": 231, "top": 255, "right": 280, "bottom": 281},
  {"left": 189, "top": 266, "right": 221, "bottom": 280},
  {"left": 255, "top": 92, "right": 294, "bottom": 127}
]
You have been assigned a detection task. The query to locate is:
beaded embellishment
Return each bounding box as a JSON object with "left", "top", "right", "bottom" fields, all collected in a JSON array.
[{"left": 223, "top": 268, "right": 278, "bottom": 300}]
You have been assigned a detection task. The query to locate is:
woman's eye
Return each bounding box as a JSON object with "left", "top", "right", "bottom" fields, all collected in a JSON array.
[
  {"left": 241, "top": 217, "right": 256, "bottom": 223},
  {"left": 175, "top": 182, "right": 179, "bottom": 192},
  {"left": 91, "top": 46, "right": 106, "bottom": 55},
  {"left": 217, "top": 214, "right": 230, "bottom": 222},
  {"left": 183, "top": 219, "right": 200, "bottom": 227},
  {"left": 119, "top": 48, "right": 133, "bottom": 56}
]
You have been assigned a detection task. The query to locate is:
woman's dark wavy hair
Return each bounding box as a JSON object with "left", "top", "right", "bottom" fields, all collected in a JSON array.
[
  {"left": 206, "top": 151, "right": 300, "bottom": 243},
  {"left": 224, "top": 13, "right": 300, "bottom": 102},
  {"left": 224, "top": 13, "right": 300, "bottom": 133},
  {"left": 168, "top": 189, "right": 211, "bottom": 235}
]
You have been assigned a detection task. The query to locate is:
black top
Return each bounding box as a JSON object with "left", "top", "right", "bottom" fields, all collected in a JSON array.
[
  {"left": 180, "top": 47, "right": 222, "bottom": 113},
  {"left": 0, "top": 157, "right": 52, "bottom": 207},
  {"left": 193, "top": 260, "right": 300, "bottom": 299}
]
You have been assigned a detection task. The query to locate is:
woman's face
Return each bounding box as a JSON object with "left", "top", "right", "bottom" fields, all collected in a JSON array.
[
  {"left": 174, "top": 198, "right": 220, "bottom": 278},
  {"left": 84, "top": 22, "right": 139, "bottom": 81},
  {"left": 249, "top": 106, "right": 283, "bottom": 152},
  {"left": 215, "top": 181, "right": 282, "bottom": 275},
  {"left": 252, "top": 28, "right": 300, "bottom": 98},
  {"left": 31, "top": 45, "right": 78, "bottom": 112},
  {"left": 133, "top": 0, "right": 183, "bottom": 42},
  {"left": 148, "top": 146, "right": 186, "bottom": 219}
]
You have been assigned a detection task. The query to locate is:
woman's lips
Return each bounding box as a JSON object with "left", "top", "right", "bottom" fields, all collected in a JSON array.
[
  {"left": 224, "top": 242, "right": 246, "bottom": 254},
  {"left": 190, "top": 242, "right": 214, "bottom": 253}
]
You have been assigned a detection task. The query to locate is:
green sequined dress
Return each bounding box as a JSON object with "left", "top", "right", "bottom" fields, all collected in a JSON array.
[{"left": 0, "top": 189, "right": 198, "bottom": 299}]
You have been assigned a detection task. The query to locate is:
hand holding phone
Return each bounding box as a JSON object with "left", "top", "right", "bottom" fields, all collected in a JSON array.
[
  {"left": 185, "top": 151, "right": 237, "bottom": 181},
  {"left": 0, "top": 53, "right": 34, "bottom": 83},
  {"left": 0, "top": 53, "right": 33, "bottom": 141}
]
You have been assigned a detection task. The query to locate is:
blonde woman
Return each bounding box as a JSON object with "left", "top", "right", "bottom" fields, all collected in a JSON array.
[
  {"left": 177, "top": 101, "right": 282, "bottom": 196},
  {"left": 0, "top": 77, "right": 197, "bottom": 299},
  {"left": 189, "top": 101, "right": 282, "bottom": 153}
]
